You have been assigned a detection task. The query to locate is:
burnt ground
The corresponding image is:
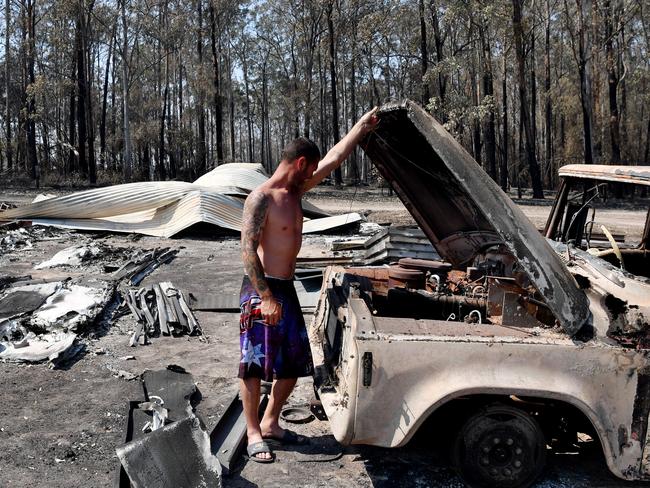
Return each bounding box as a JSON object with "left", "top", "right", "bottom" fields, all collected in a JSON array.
[{"left": 0, "top": 186, "right": 648, "bottom": 488}]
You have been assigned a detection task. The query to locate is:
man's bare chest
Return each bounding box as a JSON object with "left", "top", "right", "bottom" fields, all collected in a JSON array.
[{"left": 266, "top": 197, "right": 303, "bottom": 233}]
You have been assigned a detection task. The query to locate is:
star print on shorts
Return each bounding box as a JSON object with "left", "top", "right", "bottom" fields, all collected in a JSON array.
[{"left": 240, "top": 339, "right": 265, "bottom": 368}]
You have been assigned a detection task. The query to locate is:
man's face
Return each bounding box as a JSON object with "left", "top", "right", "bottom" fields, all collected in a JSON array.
[{"left": 297, "top": 157, "right": 319, "bottom": 181}]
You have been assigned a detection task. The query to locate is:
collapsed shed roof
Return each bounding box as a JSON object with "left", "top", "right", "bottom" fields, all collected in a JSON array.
[{"left": 0, "top": 164, "right": 361, "bottom": 237}]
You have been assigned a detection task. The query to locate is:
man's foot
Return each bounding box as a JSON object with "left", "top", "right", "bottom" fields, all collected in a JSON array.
[
  {"left": 262, "top": 428, "right": 309, "bottom": 445},
  {"left": 247, "top": 440, "right": 275, "bottom": 463}
]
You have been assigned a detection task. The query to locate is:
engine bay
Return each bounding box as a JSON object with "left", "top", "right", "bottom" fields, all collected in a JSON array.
[{"left": 343, "top": 245, "right": 558, "bottom": 329}]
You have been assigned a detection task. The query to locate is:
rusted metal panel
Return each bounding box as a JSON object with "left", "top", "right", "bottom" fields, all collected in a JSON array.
[{"left": 116, "top": 416, "right": 222, "bottom": 488}]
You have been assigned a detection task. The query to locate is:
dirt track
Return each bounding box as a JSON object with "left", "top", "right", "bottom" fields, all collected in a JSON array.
[{"left": 0, "top": 187, "right": 648, "bottom": 488}]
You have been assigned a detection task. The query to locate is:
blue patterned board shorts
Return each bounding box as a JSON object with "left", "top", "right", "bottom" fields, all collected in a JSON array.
[{"left": 238, "top": 275, "right": 314, "bottom": 382}]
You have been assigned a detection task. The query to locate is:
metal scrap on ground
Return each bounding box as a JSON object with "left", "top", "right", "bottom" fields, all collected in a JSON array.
[
  {"left": 115, "top": 366, "right": 222, "bottom": 488},
  {"left": 363, "top": 226, "right": 441, "bottom": 264},
  {"left": 209, "top": 385, "right": 270, "bottom": 476},
  {"left": 297, "top": 225, "right": 440, "bottom": 268},
  {"left": 112, "top": 248, "right": 178, "bottom": 285},
  {"left": 118, "top": 281, "right": 201, "bottom": 346}
]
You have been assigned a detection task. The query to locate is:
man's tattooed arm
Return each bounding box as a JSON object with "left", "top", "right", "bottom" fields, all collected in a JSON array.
[
  {"left": 241, "top": 190, "right": 282, "bottom": 325},
  {"left": 241, "top": 190, "right": 271, "bottom": 298}
]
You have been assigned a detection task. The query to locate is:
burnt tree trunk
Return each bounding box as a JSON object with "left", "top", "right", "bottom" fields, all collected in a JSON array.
[
  {"left": 227, "top": 43, "right": 235, "bottom": 160},
  {"left": 544, "top": 0, "right": 553, "bottom": 187},
  {"left": 350, "top": 31, "right": 359, "bottom": 182},
  {"left": 159, "top": 41, "right": 169, "bottom": 180},
  {"left": 4, "top": 0, "right": 12, "bottom": 171},
  {"left": 480, "top": 22, "right": 496, "bottom": 180},
  {"left": 196, "top": 0, "right": 207, "bottom": 175},
  {"left": 430, "top": 0, "right": 447, "bottom": 121},
  {"left": 530, "top": 31, "right": 537, "bottom": 173},
  {"left": 327, "top": 0, "right": 342, "bottom": 185},
  {"left": 209, "top": 0, "right": 224, "bottom": 164},
  {"left": 618, "top": 21, "right": 627, "bottom": 158},
  {"left": 68, "top": 64, "right": 76, "bottom": 175},
  {"left": 471, "top": 68, "right": 482, "bottom": 166},
  {"left": 419, "top": 0, "right": 430, "bottom": 106},
  {"left": 604, "top": 0, "right": 621, "bottom": 163},
  {"left": 302, "top": 3, "right": 322, "bottom": 139},
  {"left": 120, "top": 0, "right": 132, "bottom": 180},
  {"left": 512, "top": 0, "right": 544, "bottom": 198},
  {"left": 83, "top": 1, "right": 96, "bottom": 184},
  {"left": 241, "top": 43, "right": 253, "bottom": 162},
  {"left": 100, "top": 22, "right": 115, "bottom": 172},
  {"left": 318, "top": 45, "right": 326, "bottom": 154},
  {"left": 260, "top": 53, "right": 270, "bottom": 171},
  {"left": 574, "top": 0, "right": 595, "bottom": 164},
  {"left": 75, "top": 4, "right": 88, "bottom": 179},
  {"left": 25, "top": 0, "right": 38, "bottom": 183},
  {"left": 500, "top": 49, "right": 509, "bottom": 191}
]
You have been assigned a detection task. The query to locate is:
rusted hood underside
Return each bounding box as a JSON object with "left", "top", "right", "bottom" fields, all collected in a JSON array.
[{"left": 361, "top": 100, "right": 590, "bottom": 336}]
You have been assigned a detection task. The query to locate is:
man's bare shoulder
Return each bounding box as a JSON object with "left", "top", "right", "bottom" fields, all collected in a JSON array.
[
  {"left": 244, "top": 187, "right": 271, "bottom": 211},
  {"left": 242, "top": 189, "right": 269, "bottom": 248}
]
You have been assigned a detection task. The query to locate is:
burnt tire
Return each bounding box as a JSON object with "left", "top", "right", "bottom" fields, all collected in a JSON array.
[{"left": 453, "top": 404, "right": 546, "bottom": 488}]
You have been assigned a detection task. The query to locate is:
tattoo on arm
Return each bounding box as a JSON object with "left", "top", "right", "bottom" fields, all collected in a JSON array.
[{"left": 241, "top": 191, "right": 271, "bottom": 297}]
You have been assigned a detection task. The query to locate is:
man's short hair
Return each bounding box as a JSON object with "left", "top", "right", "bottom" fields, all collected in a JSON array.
[{"left": 281, "top": 137, "right": 321, "bottom": 164}]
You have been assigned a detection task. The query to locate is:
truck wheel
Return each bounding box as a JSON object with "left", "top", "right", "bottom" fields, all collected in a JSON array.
[{"left": 453, "top": 404, "right": 546, "bottom": 488}]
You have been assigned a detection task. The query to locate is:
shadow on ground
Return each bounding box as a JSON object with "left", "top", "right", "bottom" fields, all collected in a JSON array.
[{"left": 356, "top": 433, "right": 646, "bottom": 488}]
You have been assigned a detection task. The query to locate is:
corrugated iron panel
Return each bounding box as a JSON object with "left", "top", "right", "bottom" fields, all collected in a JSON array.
[
  {"left": 28, "top": 191, "right": 244, "bottom": 238},
  {"left": 29, "top": 204, "right": 361, "bottom": 238},
  {"left": 0, "top": 181, "right": 198, "bottom": 219},
  {"left": 193, "top": 163, "right": 268, "bottom": 191},
  {"left": 303, "top": 213, "right": 363, "bottom": 233}
]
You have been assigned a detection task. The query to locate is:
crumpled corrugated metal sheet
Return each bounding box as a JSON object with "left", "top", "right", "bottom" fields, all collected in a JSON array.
[
  {"left": 192, "top": 162, "right": 268, "bottom": 190},
  {"left": 1, "top": 181, "right": 208, "bottom": 220},
  {"left": 0, "top": 163, "right": 348, "bottom": 237},
  {"left": 26, "top": 191, "right": 245, "bottom": 237}
]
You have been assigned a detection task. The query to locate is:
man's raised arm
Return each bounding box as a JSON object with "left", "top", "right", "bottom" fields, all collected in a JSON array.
[
  {"left": 241, "top": 190, "right": 281, "bottom": 325},
  {"left": 303, "top": 107, "right": 379, "bottom": 192}
]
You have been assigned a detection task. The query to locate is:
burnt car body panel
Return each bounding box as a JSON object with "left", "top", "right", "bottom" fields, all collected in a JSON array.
[
  {"left": 361, "top": 100, "right": 590, "bottom": 336},
  {"left": 309, "top": 273, "right": 648, "bottom": 478},
  {"left": 309, "top": 100, "right": 650, "bottom": 482}
]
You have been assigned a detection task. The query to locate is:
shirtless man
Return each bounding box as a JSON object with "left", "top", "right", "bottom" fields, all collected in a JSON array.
[{"left": 239, "top": 108, "right": 379, "bottom": 462}]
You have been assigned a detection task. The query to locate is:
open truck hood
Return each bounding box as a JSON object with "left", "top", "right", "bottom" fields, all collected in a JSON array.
[{"left": 361, "top": 100, "right": 590, "bottom": 336}]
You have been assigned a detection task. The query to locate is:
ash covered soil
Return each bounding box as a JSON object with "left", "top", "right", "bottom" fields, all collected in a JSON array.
[{"left": 0, "top": 186, "right": 647, "bottom": 488}]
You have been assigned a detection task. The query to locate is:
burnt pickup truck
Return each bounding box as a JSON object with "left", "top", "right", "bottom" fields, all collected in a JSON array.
[{"left": 308, "top": 100, "right": 650, "bottom": 488}]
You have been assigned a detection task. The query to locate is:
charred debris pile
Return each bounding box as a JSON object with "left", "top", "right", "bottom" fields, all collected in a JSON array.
[
  {"left": 0, "top": 226, "right": 195, "bottom": 367},
  {"left": 116, "top": 282, "right": 202, "bottom": 347}
]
